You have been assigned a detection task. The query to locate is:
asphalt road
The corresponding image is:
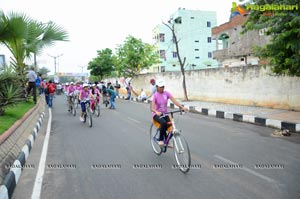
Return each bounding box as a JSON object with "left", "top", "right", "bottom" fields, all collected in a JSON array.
[{"left": 12, "top": 95, "right": 300, "bottom": 199}]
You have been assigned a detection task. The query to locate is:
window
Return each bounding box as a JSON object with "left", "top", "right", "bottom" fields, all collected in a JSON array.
[
  {"left": 190, "top": 17, "right": 194, "bottom": 19},
  {"left": 161, "top": 66, "right": 165, "bottom": 72},
  {"left": 160, "top": 50, "right": 166, "bottom": 60},
  {"left": 159, "top": 33, "right": 165, "bottom": 42},
  {"left": 172, "top": 52, "right": 178, "bottom": 58},
  {"left": 207, "top": 21, "right": 211, "bottom": 27},
  {"left": 194, "top": 40, "right": 199, "bottom": 43},
  {"left": 208, "top": 52, "right": 212, "bottom": 58},
  {"left": 207, "top": 37, "right": 211, "bottom": 43},
  {"left": 195, "top": 49, "right": 199, "bottom": 51},
  {"left": 195, "top": 56, "right": 200, "bottom": 59}
]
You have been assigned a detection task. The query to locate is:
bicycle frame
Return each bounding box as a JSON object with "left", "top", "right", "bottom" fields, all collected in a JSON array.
[
  {"left": 155, "top": 110, "right": 182, "bottom": 152},
  {"left": 150, "top": 109, "right": 191, "bottom": 173}
]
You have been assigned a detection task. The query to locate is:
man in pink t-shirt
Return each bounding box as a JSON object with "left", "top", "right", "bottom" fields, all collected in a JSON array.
[{"left": 151, "top": 79, "right": 188, "bottom": 146}]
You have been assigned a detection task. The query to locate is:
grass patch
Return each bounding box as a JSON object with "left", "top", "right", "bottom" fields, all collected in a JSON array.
[{"left": 0, "top": 101, "right": 35, "bottom": 135}]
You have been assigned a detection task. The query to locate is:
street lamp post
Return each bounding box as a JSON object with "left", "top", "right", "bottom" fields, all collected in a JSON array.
[
  {"left": 48, "top": 54, "right": 63, "bottom": 75},
  {"left": 78, "top": 65, "right": 85, "bottom": 81}
]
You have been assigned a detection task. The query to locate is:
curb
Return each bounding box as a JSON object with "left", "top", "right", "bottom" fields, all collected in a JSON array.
[
  {"left": 121, "top": 96, "right": 300, "bottom": 133},
  {"left": 0, "top": 112, "right": 45, "bottom": 199},
  {"left": 188, "top": 107, "right": 300, "bottom": 133}
]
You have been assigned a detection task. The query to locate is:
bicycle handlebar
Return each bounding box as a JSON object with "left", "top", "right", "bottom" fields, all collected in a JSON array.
[{"left": 160, "top": 109, "right": 186, "bottom": 118}]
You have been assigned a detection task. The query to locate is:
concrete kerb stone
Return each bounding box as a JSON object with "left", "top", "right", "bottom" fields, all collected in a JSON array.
[
  {"left": 124, "top": 97, "right": 300, "bottom": 133},
  {"left": 0, "top": 103, "right": 46, "bottom": 199}
]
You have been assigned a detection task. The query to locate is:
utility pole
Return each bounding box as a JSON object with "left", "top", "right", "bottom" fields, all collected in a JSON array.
[
  {"left": 48, "top": 54, "right": 63, "bottom": 75},
  {"left": 78, "top": 65, "right": 85, "bottom": 81}
]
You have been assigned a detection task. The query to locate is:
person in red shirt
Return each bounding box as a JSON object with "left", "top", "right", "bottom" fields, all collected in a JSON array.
[{"left": 46, "top": 80, "right": 56, "bottom": 108}]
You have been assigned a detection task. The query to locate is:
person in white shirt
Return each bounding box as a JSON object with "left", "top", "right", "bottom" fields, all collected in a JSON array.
[
  {"left": 26, "top": 66, "right": 37, "bottom": 104},
  {"left": 138, "top": 88, "right": 147, "bottom": 101}
]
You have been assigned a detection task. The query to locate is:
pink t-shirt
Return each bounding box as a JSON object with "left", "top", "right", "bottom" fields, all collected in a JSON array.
[
  {"left": 152, "top": 91, "right": 172, "bottom": 117},
  {"left": 75, "top": 85, "right": 82, "bottom": 91},
  {"left": 80, "top": 89, "right": 90, "bottom": 100},
  {"left": 67, "top": 86, "right": 76, "bottom": 94},
  {"left": 90, "top": 88, "right": 100, "bottom": 96}
]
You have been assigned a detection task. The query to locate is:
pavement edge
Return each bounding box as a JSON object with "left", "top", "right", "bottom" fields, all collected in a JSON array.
[{"left": 0, "top": 112, "right": 45, "bottom": 199}]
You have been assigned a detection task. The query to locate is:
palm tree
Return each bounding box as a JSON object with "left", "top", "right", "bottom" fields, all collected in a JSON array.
[{"left": 0, "top": 10, "right": 69, "bottom": 78}]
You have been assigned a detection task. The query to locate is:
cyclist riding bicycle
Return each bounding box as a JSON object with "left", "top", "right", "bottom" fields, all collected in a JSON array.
[
  {"left": 67, "top": 82, "right": 76, "bottom": 111},
  {"left": 90, "top": 84, "right": 101, "bottom": 110},
  {"left": 79, "top": 83, "right": 93, "bottom": 122},
  {"left": 151, "top": 79, "right": 188, "bottom": 146}
]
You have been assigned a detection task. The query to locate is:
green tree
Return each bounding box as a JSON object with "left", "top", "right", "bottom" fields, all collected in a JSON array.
[
  {"left": 0, "top": 10, "right": 68, "bottom": 78},
  {"left": 88, "top": 48, "right": 115, "bottom": 80},
  {"left": 242, "top": 0, "right": 300, "bottom": 76},
  {"left": 115, "top": 35, "right": 159, "bottom": 78}
]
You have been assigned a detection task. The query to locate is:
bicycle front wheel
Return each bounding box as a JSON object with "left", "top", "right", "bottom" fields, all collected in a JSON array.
[
  {"left": 173, "top": 133, "right": 191, "bottom": 173},
  {"left": 150, "top": 124, "right": 162, "bottom": 155}
]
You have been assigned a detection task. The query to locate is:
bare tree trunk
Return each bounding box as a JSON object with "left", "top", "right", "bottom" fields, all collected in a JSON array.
[{"left": 164, "top": 22, "right": 189, "bottom": 101}]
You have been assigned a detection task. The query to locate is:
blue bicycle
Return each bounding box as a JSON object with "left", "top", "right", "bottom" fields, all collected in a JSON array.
[{"left": 150, "top": 110, "right": 191, "bottom": 173}]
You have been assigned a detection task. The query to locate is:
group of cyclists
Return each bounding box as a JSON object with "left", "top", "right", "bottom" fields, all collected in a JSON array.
[
  {"left": 63, "top": 81, "right": 116, "bottom": 122},
  {"left": 62, "top": 78, "right": 188, "bottom": 147}
]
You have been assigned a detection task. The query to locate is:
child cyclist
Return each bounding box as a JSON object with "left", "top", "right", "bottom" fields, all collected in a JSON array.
[
  {"left": 90, "top": 84, "right": 101, "bottom": 111},
  {"left": 151, "top": 79, "right": 188, "bottom": 146},
  {"left": 79, "top": 83, "right": 93, "bottom": 122}
]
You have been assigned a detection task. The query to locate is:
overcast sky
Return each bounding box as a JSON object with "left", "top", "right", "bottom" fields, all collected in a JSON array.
[{"left": 1, "top": 0, "right": 233, "bottom": 74}]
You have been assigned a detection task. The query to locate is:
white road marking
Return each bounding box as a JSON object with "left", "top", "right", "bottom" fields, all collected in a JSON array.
[
  {"left": 127, "top": 117, "right": 141, "bottom": 124},
  {"left": 214, "top": 155, "right": 277, "bottom": 184},
  {"left": 31, "top": 108, "right": 52, "bottom": 199}
]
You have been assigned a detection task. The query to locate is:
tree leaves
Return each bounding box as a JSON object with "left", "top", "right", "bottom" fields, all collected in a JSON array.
[
  {"left": 114, "top": 35, "right": 159, "bottom": 78},
  {"left": 242, "top": 0, "right": 300, "bottom": 76},
  {"left": 88, "top": 48, "right": 115, "bottom": 79}
]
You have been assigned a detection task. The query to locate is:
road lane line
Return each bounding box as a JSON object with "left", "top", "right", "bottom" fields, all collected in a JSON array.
[
  {"left": 31, "top": 108, "right": 52, "bottom": 199},
  {"left": 127, "top": 117, "right": 141, "bottom": 124},
  {"left": 214, "top": 155, "right": 277, "bottom": 184}
]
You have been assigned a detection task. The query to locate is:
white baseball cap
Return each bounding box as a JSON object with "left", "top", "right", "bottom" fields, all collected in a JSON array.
[
  {"left": 83, "top": 83, "right": 89, "bottom": 87},
  {"left": 156, "top": 79, "right": 165, "bottom": 87}
]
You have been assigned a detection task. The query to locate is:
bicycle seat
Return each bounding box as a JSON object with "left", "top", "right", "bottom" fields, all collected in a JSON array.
[{"left": 152, "top": 117, "right": 173, "bottom": 132}]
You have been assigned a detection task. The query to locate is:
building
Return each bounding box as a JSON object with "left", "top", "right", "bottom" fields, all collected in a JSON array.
[
  {"left": 150, "top": 8, "right": 218, "bottom": 73},
  {"left": 211, "top": 14, "right": 270, "bottom": 67}
]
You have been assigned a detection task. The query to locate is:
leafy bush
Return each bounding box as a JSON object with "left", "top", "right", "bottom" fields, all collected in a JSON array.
[{"left": 0, "top": 67, "right": 24, "bottom": 115}]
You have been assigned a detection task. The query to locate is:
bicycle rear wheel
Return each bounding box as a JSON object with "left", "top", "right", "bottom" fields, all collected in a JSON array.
[
  {"left": 95, "top": 104, "right": 100, "bottom": 117},
  {"left": 71, "top": 103, "right": 76, "bottom": 116},
  {"left": 173, "top": 133, "right": 191, "bottom": 173},
  {"left": 150, "top": 124, "right": 162, "bottom": 155},
  {"left": 87, "top": 108, "right": 92, "bottom": 127}
]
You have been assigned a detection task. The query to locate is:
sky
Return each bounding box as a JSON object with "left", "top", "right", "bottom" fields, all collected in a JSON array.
[{"left": 1, "top": 0, "right": 233, "bottom": 75}]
